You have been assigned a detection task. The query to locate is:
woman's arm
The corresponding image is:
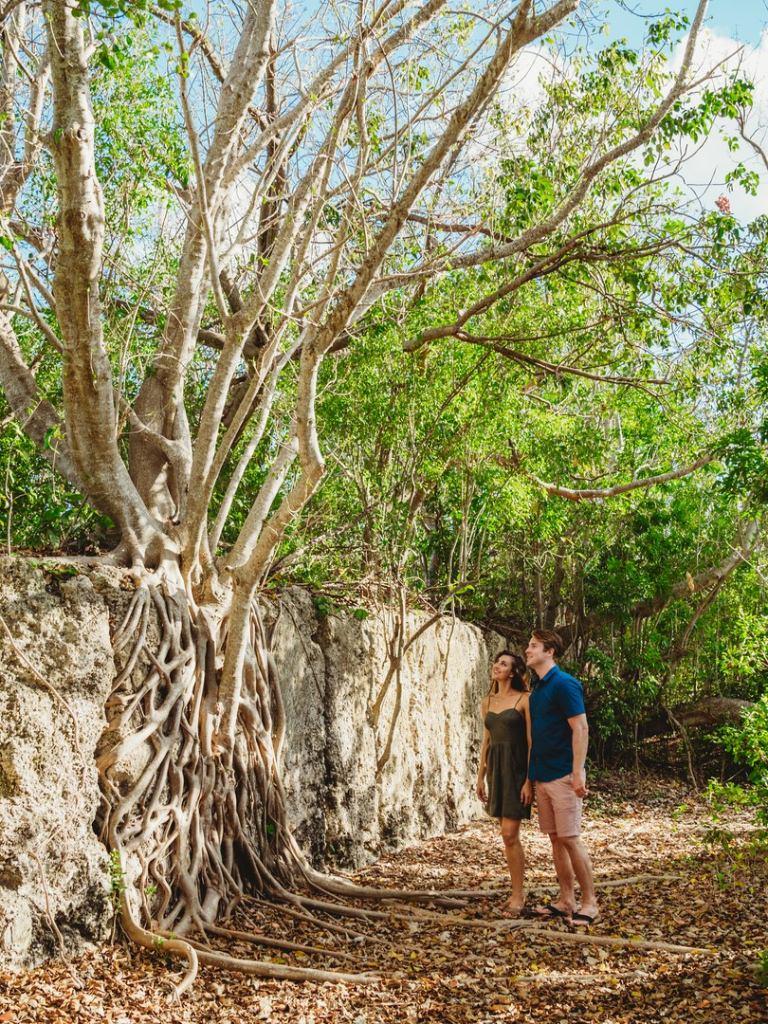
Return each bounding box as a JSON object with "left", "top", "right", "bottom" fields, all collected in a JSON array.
[
  {"left": 521, "top": 693, "right": 534, "bottom": 805},
  {"left": 476, "top": 698, "right": 490, "bottom": 801}
]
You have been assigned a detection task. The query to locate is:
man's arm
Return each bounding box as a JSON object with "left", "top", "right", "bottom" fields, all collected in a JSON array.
[{"left": 568, "top": 713, "right": 589, "bottom": 797}]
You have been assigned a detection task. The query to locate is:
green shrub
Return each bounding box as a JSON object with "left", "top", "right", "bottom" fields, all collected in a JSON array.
[{"left": 721, "top": 692, "right": 768, "bottom": 837}]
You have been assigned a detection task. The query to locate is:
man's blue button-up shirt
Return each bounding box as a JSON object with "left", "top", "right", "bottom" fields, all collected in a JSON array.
[{"left": 528, "top": 664, "right": 586, "bottom": 782}]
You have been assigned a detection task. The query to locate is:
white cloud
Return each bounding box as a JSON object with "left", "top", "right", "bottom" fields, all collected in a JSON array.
[
  {"left": 668, "top": 27, "right": 768, "bottom": 222},
  {"left": 460, "top": 45, "right": 564, "bottom": 182}
]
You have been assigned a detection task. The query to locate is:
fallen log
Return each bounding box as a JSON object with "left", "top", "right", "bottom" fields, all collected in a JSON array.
[{"left": 640, "top": 697, "right": 751, "bottom": 738}]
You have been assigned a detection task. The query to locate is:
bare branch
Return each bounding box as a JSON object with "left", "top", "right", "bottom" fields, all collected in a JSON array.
[
  {"left": 395, "top": 0, "right": 711, "bottom": 343},
  {"left": 497, "top": 451, "right": 716, "bottom": 502},
  {"left": 736, "top": 108, "right": 768, "bottom": 174},
  {"left": 43, "top": 0, "right": 158, "bottom": 556},
  {"left": 131, "top": 0, "right": 277, "bottom": 519}
]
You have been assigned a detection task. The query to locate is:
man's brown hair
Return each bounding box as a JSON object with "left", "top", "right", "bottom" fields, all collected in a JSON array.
[{"left": 532, "top": 628, "right": 565, "bottom": 659}]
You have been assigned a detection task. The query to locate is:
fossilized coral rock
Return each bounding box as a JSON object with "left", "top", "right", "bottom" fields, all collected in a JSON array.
[{"left": 0, "top": 559, "right": 113, "bottom": 970}]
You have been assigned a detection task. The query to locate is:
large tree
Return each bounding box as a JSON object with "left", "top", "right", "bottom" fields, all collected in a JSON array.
[{"left": 0, "top": 0, "right": 725, "bottom": 991}]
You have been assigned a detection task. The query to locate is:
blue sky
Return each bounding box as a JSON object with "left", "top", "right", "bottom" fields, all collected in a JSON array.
[{"left": 600, "top": 0, "right": 765, "bottom": 45}]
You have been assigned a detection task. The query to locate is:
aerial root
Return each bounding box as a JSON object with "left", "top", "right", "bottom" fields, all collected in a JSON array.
[{"left": 104, "top": 582, "right": 390, "bottom": 994}]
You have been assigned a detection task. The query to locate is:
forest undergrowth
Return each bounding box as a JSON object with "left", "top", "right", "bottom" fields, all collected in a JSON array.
[{"left": 1, "top": 772, "right": 765, "bottom": 1024}]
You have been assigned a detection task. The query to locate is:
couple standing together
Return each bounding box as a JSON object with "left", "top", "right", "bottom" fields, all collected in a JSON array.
[{"left": 476, "top": 629, "right": 599, "bottom": 927}]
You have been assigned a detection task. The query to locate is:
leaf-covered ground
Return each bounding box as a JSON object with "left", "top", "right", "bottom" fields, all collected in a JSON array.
[{"left": 1, "top": 772, "right": 766, "bottom": 1023}]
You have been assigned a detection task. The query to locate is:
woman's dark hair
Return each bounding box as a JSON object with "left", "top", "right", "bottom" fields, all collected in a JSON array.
[{"left": 489, "top": 650, "right": 528, "bottom": 694}]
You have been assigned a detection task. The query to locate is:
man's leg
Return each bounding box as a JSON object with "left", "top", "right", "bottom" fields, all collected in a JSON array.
[
  {"left": 559, "top": 836, "right": 598, "bottom": 918},
  {"left": 548, "top": 833, "right": 577, "bottom": 912},
  {"left": 500, "top": 818, "right": 525, "bottom": 913},
  {"left": 550, "top": 776, "right": 598, "bottom": 921},
  {"left": 533, "top": 781, "right": 575, "bottom": 914}
]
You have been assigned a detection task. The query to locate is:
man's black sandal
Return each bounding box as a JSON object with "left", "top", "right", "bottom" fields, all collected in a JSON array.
[
  {"left": 530, "top": 903, "right": 571, "bottom": 919},
  {"left": 570, "top": 911, "right": 599, "bottom": 927}
]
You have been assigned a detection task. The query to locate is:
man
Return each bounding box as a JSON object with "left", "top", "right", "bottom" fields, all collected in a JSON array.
[{"left": 521, "top": 629, "right": 599, "bottom": 926}]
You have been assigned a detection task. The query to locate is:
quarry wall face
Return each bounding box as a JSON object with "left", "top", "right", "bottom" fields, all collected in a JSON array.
[{"left": 0, "top": 560, "right": 501, "bottom": 969}]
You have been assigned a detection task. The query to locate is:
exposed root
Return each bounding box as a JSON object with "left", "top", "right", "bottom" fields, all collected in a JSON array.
[
  {"left": 181, "top": 945, "right": 377, "bottom": 984},
  {"left": 380, "top": 903, "right": 516, "bottom": 931},
  {"left": 121, "top": 872, "right": 377, "bottom": 991},
  {"left": 513, "top": 968, "right": 651, "bottom": 985},
  {"left": 298, "top": 896, "right": 392, "bottom": 922},
  {"left": 520, "top": 926, "right": 709, "bottom": 955},
  {"left": 249, "top": 896, "right": 368, "bottom": 941},
  {"left": 354, "top": 900, "right": 710, "bottom": 955},
  {"left": 120, "top": 898, "right": 199, "bottom": 1000},
  {"left": 161, "top": 929, "right": 376, "bottom": 982},
  {"left": 364, "top": 903, "right": 711, "bottom": 954},
  {"left": 204, "top": 923, "right": 356, "bottom": 962},
  {"left": 305, "top": 869, "right": 468, "bottom": 908},
  {"left": 405, "top": 872, "right": 687, "bottom": 900}
]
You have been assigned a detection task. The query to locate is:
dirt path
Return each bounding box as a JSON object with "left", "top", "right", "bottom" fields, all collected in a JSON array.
[{"left": 1, "top": 774, "right": 766, "bottom": 1023}]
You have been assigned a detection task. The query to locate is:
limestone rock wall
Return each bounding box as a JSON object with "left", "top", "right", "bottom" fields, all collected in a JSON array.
[
  {"left": 0, "top": 560, "right": 114, "bottom": 972},
  {"left": 273, "top": 589, "right": 501, "bottom": 867},
  {"left": 0, "top": 563, "right": 501, "bottom": 969}
]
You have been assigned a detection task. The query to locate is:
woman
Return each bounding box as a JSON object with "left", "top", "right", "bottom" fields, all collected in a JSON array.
[{"left": 476, "top": 650, "right": 532, "bottom": 916}]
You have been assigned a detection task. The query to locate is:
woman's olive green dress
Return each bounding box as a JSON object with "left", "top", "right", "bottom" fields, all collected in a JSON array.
[{"left": 484, "top": 700, "right": 531, "bottom": 820}]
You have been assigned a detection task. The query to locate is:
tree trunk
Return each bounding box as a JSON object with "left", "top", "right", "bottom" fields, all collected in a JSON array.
[{"left": 97, "top": 578, "right": 303, "bottom": 938}]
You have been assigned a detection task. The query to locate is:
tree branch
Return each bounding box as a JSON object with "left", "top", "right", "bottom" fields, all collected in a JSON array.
[
  {"left": 0, "top": 309, "right": 81, "bottom": 490},
  {"left": 43, "top": 0, "right": 158, "bottom": 558},
  {"left": 498, "top": 451, "right": 716, "bottom": 502}
]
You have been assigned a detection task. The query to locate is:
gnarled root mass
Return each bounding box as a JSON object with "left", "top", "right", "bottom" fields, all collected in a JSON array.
[{"left": 96, "top": 580, "right": 384, "bottom": 995}]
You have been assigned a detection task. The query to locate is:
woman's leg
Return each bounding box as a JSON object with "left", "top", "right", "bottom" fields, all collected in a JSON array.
[{"left": 500, "top": 817, "right": 525, "bottom": 913}]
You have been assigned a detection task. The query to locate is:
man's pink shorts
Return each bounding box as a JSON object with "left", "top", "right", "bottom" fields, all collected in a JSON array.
[{"left": 535, "top": 774, "right": 582, "bottom": 836}]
